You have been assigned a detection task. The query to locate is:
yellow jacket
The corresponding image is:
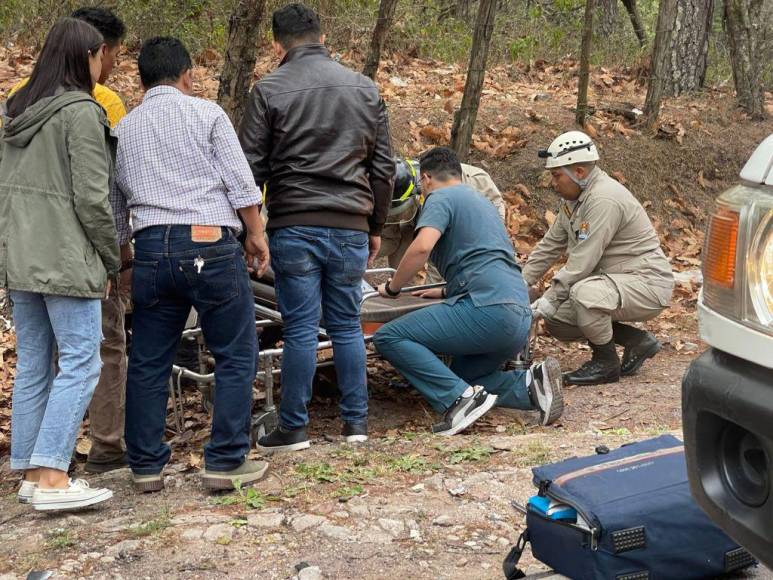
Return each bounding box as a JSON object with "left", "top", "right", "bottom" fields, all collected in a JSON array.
[{"left": 9, "top": 78, "right": 126, "bottom": 128}]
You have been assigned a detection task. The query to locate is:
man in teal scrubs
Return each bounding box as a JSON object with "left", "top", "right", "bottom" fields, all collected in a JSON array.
[{"left": 373, "top": 147, "right": 564, "bottom": 436}]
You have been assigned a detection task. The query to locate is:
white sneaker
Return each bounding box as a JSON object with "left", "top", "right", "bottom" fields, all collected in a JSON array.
[
  {"left": 529, "top": 357, "right": 564, "bottom": 426},
  {"left": 432, "top": 386, "right": 498, "bottom": 436},
  {"left": 31, "top": 479, "right": 113, "bottom": 512},
  {"left": 18, "top": 480, "right": 38, "bottom": 504}
]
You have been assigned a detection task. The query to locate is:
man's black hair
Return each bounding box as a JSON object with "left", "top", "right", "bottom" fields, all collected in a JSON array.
[
  {"left": 138, "top": 37, "right": 192, "bottom": 89},
  {"left": 7, "top": 17, "right": 103, "bottom": 118},
  {"left": 419, "top": 147, "right": 463, "bottom": 181},
  {"left": 272, "top": 3, "right": 321, "bottom": 49},
  {"left": 71, "top": 7, "right": 126, "bottom": 46}
]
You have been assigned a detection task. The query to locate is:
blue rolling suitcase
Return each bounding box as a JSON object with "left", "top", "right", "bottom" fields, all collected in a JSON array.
[{"left": 503, "top": 435, "right": 757, "bottom": 579}]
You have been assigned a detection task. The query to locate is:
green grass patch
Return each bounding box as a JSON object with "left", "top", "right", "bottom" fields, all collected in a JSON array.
[
  {"left": 295, "top": 462, "right": 340, "bottom": 483},
  {"left": 603, "top": 427, "right": 632, "bottom": 437},
  {"left": 46, "top": 528, "right": 74, "bottom": 549},
  {"left": 514, "top": 441, "right": 552, "bottom": 467},
  {"left": 447, "top": 445, "right": 494, "bottom": 464},
  {"left": 333, "top": 484, "right": 365, "bottom": 500},
  {"left": 129, "top": 510, "right": 171, "bottom": 537},
  {"left": 211, "top": 480, "right": 274, "bottom": 509},
  {"left": 387, "top": 453, "right": 429, "bottom": 473}
]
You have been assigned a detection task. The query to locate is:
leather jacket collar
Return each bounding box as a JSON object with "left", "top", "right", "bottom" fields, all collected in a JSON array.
[{"left": 280, "top": 43, "right": 330, "bottom": 66}]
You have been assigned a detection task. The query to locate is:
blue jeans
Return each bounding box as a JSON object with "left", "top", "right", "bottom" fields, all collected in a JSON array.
[
  {"left": 373, "top": 297, "right": 535, "bottom": 413},
  {"left": 10, "top": 291, "right": 102, "bottom": 471},
  {"left": 126, "top": 226, "right": 257, "bottom": 474},
  {"left": 269, "top": 226, "right": 369, "bottom": 429}
]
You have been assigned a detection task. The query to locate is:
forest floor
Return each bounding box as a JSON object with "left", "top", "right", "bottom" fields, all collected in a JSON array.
[{"left": 0, "top": 46, "right": 772, "bottom": 578}]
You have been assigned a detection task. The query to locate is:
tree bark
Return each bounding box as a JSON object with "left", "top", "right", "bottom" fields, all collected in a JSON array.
[
  {"left": 362, "top": 0, "right": 400, "bottom": 80},
  {"left": 725, "top": 0, "right": 767, "bottom": 119},
  {"left": 596, "top": 0, "right": 618, "bottom": 37},
  {"left": 576, "top": 0, "right": 595, "bottom": 126},
  {"left": 450, "top": 0, "right": 498, "bottom": 161},
  {"left": 662, "top": 0, "right": 713, "bottom": 96},
  {"left": 643, "top": 0, "right": 678, "bottom": 129},
  {"left": 621, "top": 0, "right": 647, "bottom": 47},
  {"left": 217, "top": 0, "right": 267, "bottom": 129}
]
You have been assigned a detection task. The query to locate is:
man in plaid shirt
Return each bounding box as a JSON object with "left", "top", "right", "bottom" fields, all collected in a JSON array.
[{"left": 113, "top": 37, "right": 269, "bottom": 492}]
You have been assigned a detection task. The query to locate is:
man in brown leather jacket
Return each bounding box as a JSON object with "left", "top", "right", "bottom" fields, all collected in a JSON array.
[{"left": 239, "top": 3, "right": 394, "bottom": 450}]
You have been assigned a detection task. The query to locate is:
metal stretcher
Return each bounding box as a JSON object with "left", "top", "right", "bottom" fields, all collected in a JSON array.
[{"left": 168, "top": 268, "right": 443, "bottom": 443}]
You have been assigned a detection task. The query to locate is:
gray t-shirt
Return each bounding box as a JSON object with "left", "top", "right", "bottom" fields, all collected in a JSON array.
[{"left": 416, "top": 183, "right": 528, "bottom": 307}]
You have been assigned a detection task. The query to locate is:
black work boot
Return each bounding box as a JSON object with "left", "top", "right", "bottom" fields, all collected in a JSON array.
[
  {"left": 612, "top": 322, "right": 662, "bottom": 377},
  {"left": 564, "top": 340, "right": 621, "bottom": 386}
]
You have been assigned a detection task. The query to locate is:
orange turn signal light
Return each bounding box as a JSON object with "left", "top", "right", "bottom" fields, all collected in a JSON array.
[{"left": 704, "top": 207, "right": 739, "bottom": 289}]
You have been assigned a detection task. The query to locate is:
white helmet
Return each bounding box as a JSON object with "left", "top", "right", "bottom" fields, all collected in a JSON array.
[{"left": 539, "top": 130, "right": 599, "bottom": 169}]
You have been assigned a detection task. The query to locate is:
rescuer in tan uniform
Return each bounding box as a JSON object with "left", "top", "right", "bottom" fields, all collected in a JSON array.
[
  {"left": 524, "top": 131, "right": 674, "bottom": 386},
  {"left": 380, "top": 158, "right": 505, "bottom": 282}
]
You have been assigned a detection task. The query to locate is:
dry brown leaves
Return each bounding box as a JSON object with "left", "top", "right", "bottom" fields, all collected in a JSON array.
[
  {"left": 472, "top": 125, "right": 530, "bottom": 158},
  {"left": 657, "top": 121, "right": 687, "bottom": 145},
  {"left": 0, "top": 313, "right": 17, "bottom": 456}
]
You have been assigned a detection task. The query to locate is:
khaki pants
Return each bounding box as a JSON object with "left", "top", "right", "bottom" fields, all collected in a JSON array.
[
  {"left": 544, "top": 274, "right": 672, "bottom": 345},
  {"left": 380, "top": 222, "right": 415, "bottom": 269},
  {"left": 380, "top": 222, "right": 445, "bottom": 284},
  {"left": 87, "top": 287, "right": 128, "bottom": 464}
]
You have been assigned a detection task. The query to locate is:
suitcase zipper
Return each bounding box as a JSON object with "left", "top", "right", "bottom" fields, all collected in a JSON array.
[
  {"left": 527, "top": 504, "right": 599, "bottom": 550},
  {"left": 539, "top": 484, "right": 600, "bottom": 550}
]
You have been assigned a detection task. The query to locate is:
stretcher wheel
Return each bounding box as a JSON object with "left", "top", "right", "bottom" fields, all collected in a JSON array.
[{"left": 251, "top": 409, "right": 278, "bottom": 445}]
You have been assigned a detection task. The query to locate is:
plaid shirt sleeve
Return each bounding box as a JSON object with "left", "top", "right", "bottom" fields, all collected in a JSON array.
[
  {"left": 210, "top": 110, "right": 262, "bottom": 210},
  {"left": 109, "top": 177, "right": 132, "bottom": 246},
  {"left": 109, "top": 129, "right": 132, "bottom": 246}
]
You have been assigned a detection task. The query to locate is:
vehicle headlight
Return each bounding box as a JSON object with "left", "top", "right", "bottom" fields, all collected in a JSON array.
[
  {"left": 703, "top": 184, "right": 773, "bottom": 334},
  {"left": 746, "top": 209, "right": 773, "bottom": 328}
]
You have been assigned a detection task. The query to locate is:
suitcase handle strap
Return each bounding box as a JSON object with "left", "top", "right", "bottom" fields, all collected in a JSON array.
[{"left": 502, "top": 530, "right": 529, "bottom": 579}]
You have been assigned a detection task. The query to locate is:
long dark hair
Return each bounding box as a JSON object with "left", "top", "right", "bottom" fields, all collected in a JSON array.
[{"left": 7, "top": 17, "right": 103, "bottom": 118}]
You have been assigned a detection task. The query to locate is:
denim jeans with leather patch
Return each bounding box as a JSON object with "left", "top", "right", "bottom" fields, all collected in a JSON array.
[
  {"left": 126, "top": 225, "right": 257, "bottom": 474},
  {"left": 269, "top": 226, "right": 369, "bottom": 430}
]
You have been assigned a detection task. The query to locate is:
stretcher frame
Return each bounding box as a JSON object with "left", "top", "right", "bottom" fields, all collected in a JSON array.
[{"left": 167, "top": 268, "right": 445, "bottom": 442}]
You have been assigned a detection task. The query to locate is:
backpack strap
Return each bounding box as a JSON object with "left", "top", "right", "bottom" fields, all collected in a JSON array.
[{"left": 502, "top": 530, "right": 529, "bottom": 579}]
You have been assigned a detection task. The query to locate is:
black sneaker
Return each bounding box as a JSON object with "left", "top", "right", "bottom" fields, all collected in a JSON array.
[
  {"left": 342, "top": 421, "right": 368, "bottom": 443},
  {"left": 258, "top": 425, "right": 310, "bottom": 453},
  {"left": 85, "top": 454, "right": 129, "bottom": 474},
  {"left": 528, "top": 358, "right": 564, "bottom": 426},
  {"left": 431, "top": 386, "right": 498, "bottom": 436}
]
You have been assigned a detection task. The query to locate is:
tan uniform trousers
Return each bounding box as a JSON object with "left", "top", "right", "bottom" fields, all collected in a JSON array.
[
  {"left": 379, "top": 222, "right": 447, "bottom": 283},
  {"left": 87, "top": 286, "right": 128, "bottom": 463},
  {"left": 543, "top": 273, "right": 670, "bottom": 345}
]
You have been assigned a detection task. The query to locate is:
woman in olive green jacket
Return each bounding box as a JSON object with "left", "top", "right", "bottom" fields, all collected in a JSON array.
[{"left": 0, "top": 17, "right": 120, "bottom": 512}]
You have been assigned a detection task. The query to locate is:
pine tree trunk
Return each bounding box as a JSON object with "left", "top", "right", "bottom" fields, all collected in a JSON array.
[
  {"left": 450, "top": 0, "right": 498, "bottom": 162},
  {"left": 662, "top": 0, "right": 713, "bottom": 96},
  {"left": 576, "top": 0, "right": 596, "bottom": 126},
  {"left": 725, "top": 0, "right": 767, "bottom": 119},
  {"left": 217, "top": 0, "right": 267, "bottom": 129},
  {"left": 621, "top": 0, "right": 647, "bottom": 47},
  {"left": 643, "top": 0, "right": 678, "bottom": 129},
  {"left": 362, "top": 0, "right": 400, "bottom": 80},
  {"left": 597, "top": 0, "right": 618, "bottom": 37}
]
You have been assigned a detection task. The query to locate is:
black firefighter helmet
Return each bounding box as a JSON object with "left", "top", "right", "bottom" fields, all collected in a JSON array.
[{"left": 391, "top": 158, "right": 421, "bottom": 217}]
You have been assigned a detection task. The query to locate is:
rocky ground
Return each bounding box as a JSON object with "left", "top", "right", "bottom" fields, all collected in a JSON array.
[
  {"left": 1, "top": 43, "right": 772, "bottom": 580},
  {"left": 2, "top": 316, "right": 770, "bottom": 579}
]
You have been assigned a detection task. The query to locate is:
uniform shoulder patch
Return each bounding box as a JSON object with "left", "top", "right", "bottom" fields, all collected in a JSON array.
[{"left": 578, "top": 221, "right": 590, "bottom": 240}]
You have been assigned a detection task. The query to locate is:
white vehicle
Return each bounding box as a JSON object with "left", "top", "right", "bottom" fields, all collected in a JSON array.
[{"left": 682, "top": 134, "right": 773, "bottom": 568}]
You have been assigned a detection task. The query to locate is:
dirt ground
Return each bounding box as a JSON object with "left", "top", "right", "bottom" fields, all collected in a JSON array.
[
  {"left": 1, "top": 310, "right": 767, "bottom": 580},
  {"left": 1, "top": 47, "right": 773, "bottom": 580}
]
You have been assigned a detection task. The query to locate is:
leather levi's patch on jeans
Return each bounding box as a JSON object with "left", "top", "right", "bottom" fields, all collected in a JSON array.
[{"left": 191, "top": 225, "right": 222, "bottom": 242}]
